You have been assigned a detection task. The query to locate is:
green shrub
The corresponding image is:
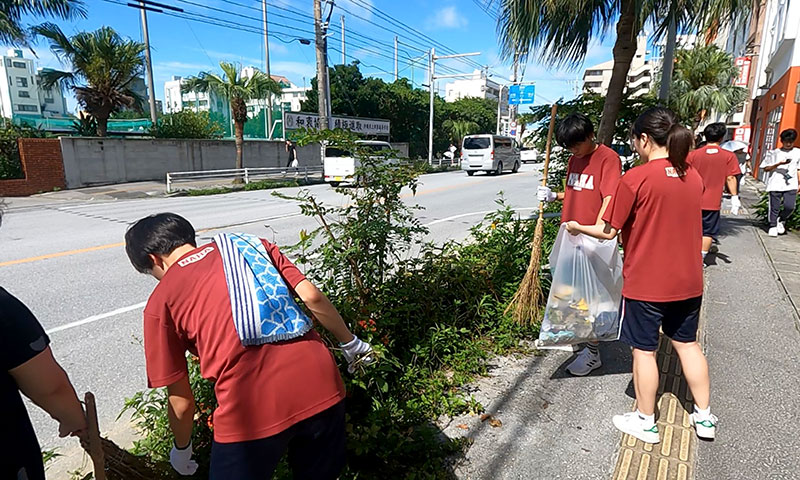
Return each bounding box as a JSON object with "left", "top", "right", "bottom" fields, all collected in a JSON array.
[
  {"left": 0, "top": 122, "right": 49, "bottom": 179},
  {"left": 754, "top": 190, "right": 800, "bottom": 230},
  {"left": 123, "top": 127, "right": 560, "bottom": 479},
  {"left": 149, "top": 110, "right": 223, "bottom": 139}
]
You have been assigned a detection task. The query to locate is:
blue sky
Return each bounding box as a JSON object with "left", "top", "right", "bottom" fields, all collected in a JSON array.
[{"left": 6, "top": 0, "right": 619, "bottom": 114}]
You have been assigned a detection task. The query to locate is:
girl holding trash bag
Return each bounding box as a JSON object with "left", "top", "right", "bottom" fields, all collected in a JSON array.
[{"left": 565, "top": 107, "right": 716, "bottom": 444}]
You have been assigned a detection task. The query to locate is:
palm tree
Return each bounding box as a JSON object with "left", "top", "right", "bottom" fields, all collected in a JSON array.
[
  {"left": 33, "top": 23, "right": 145, "bottom": 136},
  {"left": 183, "top": 62, "right": 282, "bottom": 171},
  {"left": 0, "top": 0, "right": 85, "bottom": 46},
  {"left": 443, "top": 119, "right": 479, "bottom": 146},
  {"left": 497, "top": 0, "right": 751, "bottom": 145},
  {"left": 667, "top": 44, "right": 747, "bottom": 131}
]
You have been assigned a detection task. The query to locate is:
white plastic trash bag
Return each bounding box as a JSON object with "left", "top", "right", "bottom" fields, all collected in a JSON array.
[{"left": 537, "top": 224, "right": 623, "bottom": 347}]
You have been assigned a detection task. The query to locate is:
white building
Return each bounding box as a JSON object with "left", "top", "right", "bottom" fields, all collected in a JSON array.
[
  {"left": 444, "top": 69, "right": 503, "bottom": 103},
  {"left": 280, "top": 83, "right": 310, "bottom": 112},
  {"left": 583, "top": 36, "right": 652, "bottom": 98},
  {"left": 164, "top": 75, "right": 229, "bottom": 116},
  {"left": 0, "top": 49, "right": 68, "bottom": 119}
]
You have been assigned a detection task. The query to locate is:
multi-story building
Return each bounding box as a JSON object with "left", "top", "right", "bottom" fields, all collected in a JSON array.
[
  {"left": 748, "top": 0, "right": 800, "bottom": 178},
  {"left": 0, "top": 49, "right": 68, "bottom": 119},
  {"left": 583, "top": 36, "right": 652, "bottom": 98},
  {"left": 163, "top": 75, "right": 229, "bottom": 116},
  {"left": 444, "top": 69, "right": 503, "bottom": 103}
]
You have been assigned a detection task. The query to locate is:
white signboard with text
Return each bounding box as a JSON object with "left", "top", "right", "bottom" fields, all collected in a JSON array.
[{"left": 284, "top": 112, "right": 390, "bottom": 136}]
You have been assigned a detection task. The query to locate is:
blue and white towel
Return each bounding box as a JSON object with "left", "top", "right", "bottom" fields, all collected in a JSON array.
[{"left": 213, "top": 233, "right": 313, "bottom": 346}]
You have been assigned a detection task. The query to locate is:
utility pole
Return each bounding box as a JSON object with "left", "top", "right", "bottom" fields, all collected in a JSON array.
[
  {"left": 394, "top": 36, "right": 398, "bottom": 81},
  {"left": 262, "top": 0, "right": 273, "bottom": 139},
  {"left": 428, "top": 48, "right": 435, "bottom": 165},
  {"left": 139, "top": 1, "right": 158, "bottom": 124},
  {"left": 340, "top": 15, "right": 346, "bottom": 64},
  {"left": 313, "top": 0, "right": 330, "bottom": 129},
  {"left": 427, "top": 49, "right": 481, "bottom": 164},
  {"left": 510, "top": 48, "right": 519, "bottom": 126},
  {"left": 658, "top": 19, "right": 677, "bottom": 102}
]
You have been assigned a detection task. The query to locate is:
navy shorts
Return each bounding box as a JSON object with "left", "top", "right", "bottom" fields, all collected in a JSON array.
[
  {"left": 619, "top": 296, "right": 702, "bottom": 351},
  {"left": 701, "top": 210, "right": 720, "bottom": 238},
  {"left": 209, "top": 401, "right": 346, "bottom": 480}
]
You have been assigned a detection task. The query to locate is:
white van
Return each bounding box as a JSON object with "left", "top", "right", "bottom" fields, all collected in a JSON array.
[
  {"left": 323, "top": 140, "right": 393, "bottom": 186},
  {"left": 460, "top": 134, "right": 520, "bottom": 176}
]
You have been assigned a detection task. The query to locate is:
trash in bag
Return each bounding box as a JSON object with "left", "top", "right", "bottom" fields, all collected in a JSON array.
[{"left": 536, "top": 224, "right": 623, "bottom": 347}]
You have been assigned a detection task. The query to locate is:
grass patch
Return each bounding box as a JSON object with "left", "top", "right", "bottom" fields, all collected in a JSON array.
[{"left": 182, "top": 177, "right": 325, "bottom": 196}]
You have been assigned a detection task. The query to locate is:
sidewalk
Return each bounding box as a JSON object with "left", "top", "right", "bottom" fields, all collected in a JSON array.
[{"left": 445, "top": 177, "right": 800, "bottom": 479}]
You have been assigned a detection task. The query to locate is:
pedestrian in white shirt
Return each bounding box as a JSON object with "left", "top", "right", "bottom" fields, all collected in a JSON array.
[{"left": 761, "top": 129, "right": 800, "bottom": 237}]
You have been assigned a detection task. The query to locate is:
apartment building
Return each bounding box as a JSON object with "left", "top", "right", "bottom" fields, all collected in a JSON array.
[{"left": 0, "top": 49, "right": 68, "bottom": 119}]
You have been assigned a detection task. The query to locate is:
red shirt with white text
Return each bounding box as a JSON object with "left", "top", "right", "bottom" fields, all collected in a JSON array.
[
  {"left": 603, "top": 159, "right": 704, "bottom": 302},
  {"left": 561, "top": 144, "right": 622, "bottom": 224},
  {"left": 142, "top": 241, "right": 345, "bottom": 443},
  {"left": 687, "top": 145, "right": 740, "bottom": 210}
]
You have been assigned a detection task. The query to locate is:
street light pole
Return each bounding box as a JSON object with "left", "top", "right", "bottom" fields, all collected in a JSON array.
[
  {"left": 341, "top": 15, "right": 346, "bottom": 64},
  {"left": 262, "top": 0, "right": 273, "bottom": 139},
  {"left": 427, "top": 50, "right": 481, "bottom": 165},
  {"left": 394, "top": 36, "right": 398, "bottom": 81},
  {"left": 139, "top": 1, "right": 158, "bottom": 124}
]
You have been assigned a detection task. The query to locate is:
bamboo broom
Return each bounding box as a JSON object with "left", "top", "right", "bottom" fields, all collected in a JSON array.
[{"left": 507, "top": 103, "right": 558, "bottom": 325}]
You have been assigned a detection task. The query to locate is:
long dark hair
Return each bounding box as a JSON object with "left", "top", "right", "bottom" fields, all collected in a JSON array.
[{"left": 632, "top": 107, "right": 694, "bottom": 176}]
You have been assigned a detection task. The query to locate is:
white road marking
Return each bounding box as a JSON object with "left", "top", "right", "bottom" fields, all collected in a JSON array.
[
  {"left": 45, "top": 209, "right": 539, "bottom": 335},
  {"left": 46, "top": 302, "right": 147, "bottom": 334},
  {"left": 423, "top": 208, "right": 538, "bottom": 227}
]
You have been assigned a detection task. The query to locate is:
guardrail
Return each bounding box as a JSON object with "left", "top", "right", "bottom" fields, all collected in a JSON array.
[{"left": 166, "top": 166, "right": 323, "bottom": 193}]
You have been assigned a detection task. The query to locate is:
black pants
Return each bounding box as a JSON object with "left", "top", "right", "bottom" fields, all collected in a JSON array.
[
  {"left": 209, "top": 401, "right": 346, "bottom": 480},
  {"left": 768, "top": 190, "right": 797, "bottom": 227}
]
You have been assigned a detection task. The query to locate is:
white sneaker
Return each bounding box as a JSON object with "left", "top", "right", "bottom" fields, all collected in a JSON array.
[
  {"left": 566, "top": 347, "right": 602, "bottom": 376},
  {"left": 612, "top": 412, "right": 660, "bottom": 444},
  {"left": 777, "top": 221, "right": 786, "bottom": 235},
  {"left": 768, "top": 227, "right": 779, "bottom": 237},
  {"left": 691, "top": 413, "right": 718, "bottom": 440}
]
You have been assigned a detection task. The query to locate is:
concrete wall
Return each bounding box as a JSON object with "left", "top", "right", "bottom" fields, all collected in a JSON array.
[
  {"left": 0, "top": 138, "right": 65, "bottom": 196},
  {"left": 59, "top": 137, "right": 321, "bottom": 188}
]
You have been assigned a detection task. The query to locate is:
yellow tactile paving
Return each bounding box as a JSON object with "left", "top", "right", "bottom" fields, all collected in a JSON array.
[{"left": 612, "top": 298, "right": 708, "bottom": 480}]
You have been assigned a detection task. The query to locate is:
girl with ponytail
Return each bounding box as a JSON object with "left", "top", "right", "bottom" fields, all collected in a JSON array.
[{"left": 565, "top": 107, "right": 716, "bottom": 444}]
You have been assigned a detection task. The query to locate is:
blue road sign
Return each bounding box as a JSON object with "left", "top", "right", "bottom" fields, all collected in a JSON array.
[
  {"left": 508, "top": 84, "right": 521, "bottom": 105},
  {"left": 520, "top": 84, "right": 535, "bottom": 105}
]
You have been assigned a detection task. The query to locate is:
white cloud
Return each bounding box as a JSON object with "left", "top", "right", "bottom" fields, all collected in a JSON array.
[
  {"left": 155, "top": 61, "right": 212, "bottom": 73},
  {"left": 270, "top": 43, "right": 289, "bottom": 56},
  {"left": 427, "top": 6, "right": 468, "bottom": 30}
]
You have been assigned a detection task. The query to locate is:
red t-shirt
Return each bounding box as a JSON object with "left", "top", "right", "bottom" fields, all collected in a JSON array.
[
  {"left": 687, "top": 145, "right": 740, "bottom": 211},
  {"left": 142, "top": 240, "right": 345, "bottom": 443},
  {"left": 603, "top": 158, "right": 704, "bottom": 302},
  {"left": 561, "top": 144, "right": 622, "bottom": 224}
]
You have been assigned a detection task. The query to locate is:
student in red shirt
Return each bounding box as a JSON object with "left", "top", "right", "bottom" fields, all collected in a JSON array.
[
  {"left": 565, "top": 107, "right": 716, "bottom": 444},
  {"left": 687, "top": 122, "right": 742, "bottom": 260},
  {"left": 125, "top": 213, "right": 373, "bottom": 479},
  {"left": 537, "top": 113, "right": 622, "bottom": 376}
]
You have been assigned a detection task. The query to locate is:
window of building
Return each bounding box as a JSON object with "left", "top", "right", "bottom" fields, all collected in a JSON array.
[
  {"left": 45, "top": 98, "right": 55, "bottom": 103},
  {"left": 18, "top": 90, "right": 30, "bottom": 98},
  {"left": 585, "top": 81, "right": 603, "bottom": 88},
  {"left": 12, "top": 61, "right": 26, "bottom": 69},
  {"left": 16, "top": 104, "right": 37, "bottom": 112},
  {"left": 586, "top": 70, "right": 603, "bottom": 76},
  {"left": 16, "top": 77, "right": 28, "bottom": 87},
  {"left": 199, "top": 100, "right": 208, "bottom": 106}
]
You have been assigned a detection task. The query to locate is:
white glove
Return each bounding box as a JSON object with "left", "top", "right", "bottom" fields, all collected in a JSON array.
[
  {"left": 731, "top": 195, "right": 741, "bottom": 216},
  {"left": 170, "top": 441, "right": 198, "bottom": 476},
  {"left": 537, "top": 185, "right": 557, "bottom": 203},
  {"left": 340, "top": 335, "right": 374, "bottom": 373}
]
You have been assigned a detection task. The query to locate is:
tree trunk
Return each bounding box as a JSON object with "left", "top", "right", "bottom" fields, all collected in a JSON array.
[
  {"left": 596, "top": 0, "right": 638, "bottom": 146},
  {"left": 96, "top": 116, "right": 108, "bottom": 137},
  {"left": 234, "top": 120, "right": 244, "bottom": 183}
]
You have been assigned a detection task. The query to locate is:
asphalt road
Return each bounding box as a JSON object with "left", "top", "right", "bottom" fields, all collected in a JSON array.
[{"left": 0, "top": 165, "right": 542, "bottom": 474}]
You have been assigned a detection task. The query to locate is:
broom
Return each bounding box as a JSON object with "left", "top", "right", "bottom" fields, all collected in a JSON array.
[
  {"left": 506, "top": 103, "right": 558, "bottom": 325},
  {"left": 82, "top": 392, "right": 177, "bottom": 480}
]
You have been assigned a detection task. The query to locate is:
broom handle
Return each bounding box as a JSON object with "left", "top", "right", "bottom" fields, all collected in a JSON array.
[
  {"left": 539, "top": 103, "right": 559, "bottom": 215},
  {"left": 84, "top": 392, "right": 107, "bottom": 480}
]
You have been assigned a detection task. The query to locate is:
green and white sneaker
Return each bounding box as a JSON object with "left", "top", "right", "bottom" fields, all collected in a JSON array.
[
  {"left": 691, "top": 413, "right": 718, "bottom": 440},
  {"left": 612, "top": 412, "right": 660, "bottom": 444}
]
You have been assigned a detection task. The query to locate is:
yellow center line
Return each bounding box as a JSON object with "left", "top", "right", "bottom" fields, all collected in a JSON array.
[{"left": 2, "top": 171, "right": 538, "bottom": 268}]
